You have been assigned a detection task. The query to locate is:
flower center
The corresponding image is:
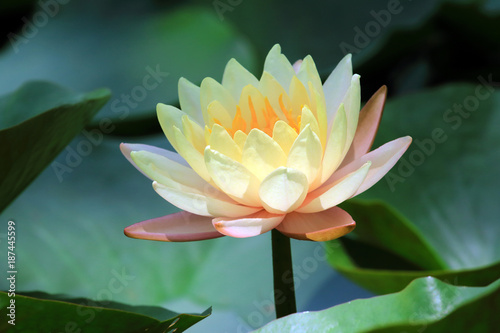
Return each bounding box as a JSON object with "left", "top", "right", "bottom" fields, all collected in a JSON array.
[{"left": 218, "top": 94, "right": 302, "bottom": 138}]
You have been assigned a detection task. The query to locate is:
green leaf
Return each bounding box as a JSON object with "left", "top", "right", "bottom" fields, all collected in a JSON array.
[
  {"left": 0, "top": 0, "right": 257, "bottom": 132},
  {"left": 0, "top": 291, "right": 210, "bottom": 332},
  {"left": 327, "top": 83, "right": 500, "bottom": 293},
  {"left": 253, "top": 277, "right": 500, "bottom": 332},
  {"left": 0, "top": 81, "right": 110, "bottom": 212}
]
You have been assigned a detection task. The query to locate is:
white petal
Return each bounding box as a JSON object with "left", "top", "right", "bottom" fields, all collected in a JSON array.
[
  {"left": 330, "top": 136, "right": 412, "bottom": 196},
  {"left": 154, "top": 182, "right": 261, "bottom": 218},
  {"left": 287, "top": 125, "right": 322, "bottom": 185},
  {"left": 241, "top": 129, "right": 287, "bottom": 180},
  {"left": 222, "top": 58, "right": 259, "bottom": 100},
  {"left": 297, "top": 162, "right": 370, "bottom": 213},
  {"left": 323, "top": 54, "right": 353, "bottom": 125},
  {"left": 205, "top": 147, "right": 261, "bottom": 206},
  {"left": 259, "top": 167, "right": 309, "bottom": 214},
  {"left": 178, "top": 77, "right": 203, "bottom": 125},
  {"left": 263, "top": 44, "right": 296, "bottom": 93}
]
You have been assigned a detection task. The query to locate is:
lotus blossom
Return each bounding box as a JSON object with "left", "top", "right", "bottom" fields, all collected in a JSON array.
[{"left": 120, "top": 45, "right": 411, "bottom": 242}]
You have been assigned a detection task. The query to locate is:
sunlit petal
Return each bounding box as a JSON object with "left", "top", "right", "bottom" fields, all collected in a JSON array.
[
  {"left": 205, "top": 147, "right": 261, "bottom": 206},
  {"left": 259, "top": 167, "right": 309, "bottom": 214},
  {"left": 222, "top": 58, "right": 260, "bottom": 100},
  {"left": 297, "top": 162, "right": 370, "bottom": 213},
  {"left": 241, "top": 129, "right": 287, "bottom": 180}
]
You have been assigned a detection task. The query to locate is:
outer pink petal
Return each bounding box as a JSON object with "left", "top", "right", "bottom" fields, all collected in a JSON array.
[
  {"left": 124, "top": 212, "right": 224, "bottom": 242},
  {"left": 213, "top": 210, "right": 285, "bottom": 238},
  {"left": 342, "top": 86, "right": 387, "bottom": 166},
  {"left": 277, "top": 207, "right": 355, "bottom": 241},
  {"left": 330, "top": 136, "right": 412, "bottom": 197}
]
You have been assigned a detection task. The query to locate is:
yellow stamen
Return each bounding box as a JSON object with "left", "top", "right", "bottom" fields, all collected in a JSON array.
[
  {"left": 232, "top": 106, "right": 247, "bottom": 135},
  {"left": 278, "top": 94, "right": 300, "bottom": 132}
]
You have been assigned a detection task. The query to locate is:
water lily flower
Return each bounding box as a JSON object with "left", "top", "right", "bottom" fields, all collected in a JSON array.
[{"left": 121, "top": 45, "right": 411, "bottom": 242}]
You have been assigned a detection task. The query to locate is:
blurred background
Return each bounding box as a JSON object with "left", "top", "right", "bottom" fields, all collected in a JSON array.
[{"left": 0, "top": 0, "right": 499, "bottom": 331}]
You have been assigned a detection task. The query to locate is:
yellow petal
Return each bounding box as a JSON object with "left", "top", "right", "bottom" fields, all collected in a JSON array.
[
  {"left": 259, "top": 167, "right": 309, "bottom": 214},
  {"left": 289, "top": 76, "right": 310, "bottom": 120},
  {"left": 320, "top": 104, "right": 347, "bottom": 183},
  {"left": 296, "top": 55, "right": 324, "bottom": 102},
  {"left": 299, "top": 105, "right": 321, "bottom": 144},
  {"left": 209, "top": 124, "right": 242, "bottom": 162},
  {"left": 323, "top": 54, "right": 353, "bottom": 124},
  {"left": 343, "top": 74, "right": 361, "bottom": 154},
  {"left": 238, "top": 84, "right": 268, "bottom": 130},
  {"left": 233, "top": 130, "right": 247, "bottom": 151},
  {"left": 182, "top": 115, "right": 206, "bottom": 153},
  {"left": 172, "top": 126, "right": 212, "bottom": 182},
  {"left": 157, "top": 104, "right": 212, "bottom": 182},
  {"left": 272, "top": 120, "right": 298, "bottom": 155},
  {"left": 259, "top": 71, "right": 289, "bottom": 121},
  {"left": 297, "top": 162, "right": 370, "bottom": 213},
  {"left": 157, "top": 103, "right": 184, "bottom": 149},
  {"left": 309, "top": 84, "right": 328, "bottom": 150},
  {"left": 178, "top": 77, "right": 203, "bottom": 125},
  {"left": 263, "top": 44, "right": 296, "bottom": 92},
  {"left": 241, "top": 129, "right": 287, "bottom": 180},
  {"left": 200, "top": 77, "right": 237, "bottom": 124},
  {"left": 287, "top": 125, "right": 322, "bottom": 185},
  {"left": 130, "top": 150, "right": 206, "bottom": 190},
  {"left": 207, "top": 100, "right": 233, "bottom": 129},
  {"left": 205, "top": 147, "right": 261, "bottom": 206},
  {"left": 153, "top": 181, "right": 261, "bottom": 218},
  {"left": 222, "top": 58, "right": 259, "bottom": 101}
]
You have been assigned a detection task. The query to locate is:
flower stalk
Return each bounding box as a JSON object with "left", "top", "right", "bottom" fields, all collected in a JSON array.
[{"left": 272, "top": 229, "right": 297, "bottom": 318}]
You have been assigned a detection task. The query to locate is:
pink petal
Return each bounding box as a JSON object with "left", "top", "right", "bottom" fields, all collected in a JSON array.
[
  {"left": 330, "top": 136, "right": 412, "bottom": 197},
  {"left": 342, "top": 86, "right": 387, "bottom": 166},
  {"left": 277, "top": 207, "right": 356, "bottom": 241},
  {"left": 212, "top": 210, "right": 285, "bottom": 238},
  {"left": 292, "top": 59, "right": 303, "bottom": 73},
  {"left": 124, "top": 212, "right": 224, "bottom": 242}
]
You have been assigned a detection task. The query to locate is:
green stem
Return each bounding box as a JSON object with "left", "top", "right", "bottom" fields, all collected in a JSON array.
[{"left": 271, "top": 229, "right": 297, "bottom": 318}]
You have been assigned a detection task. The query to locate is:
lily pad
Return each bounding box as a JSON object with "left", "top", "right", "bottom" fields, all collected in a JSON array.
[
  {"left": 0, "top": 0, "right": 257, "bottom": 132},
  {"left": 327, "top": 83, "right": 500, "bottom": 293},
  {"left": 0, "top": 80, "right": 110, "bottom": 212},
  {"left": 0, "top": 291, "right": 210, "bottom": 332},
  {"left": 253, "top": 276, "right": 500, "bottom": 332}
]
